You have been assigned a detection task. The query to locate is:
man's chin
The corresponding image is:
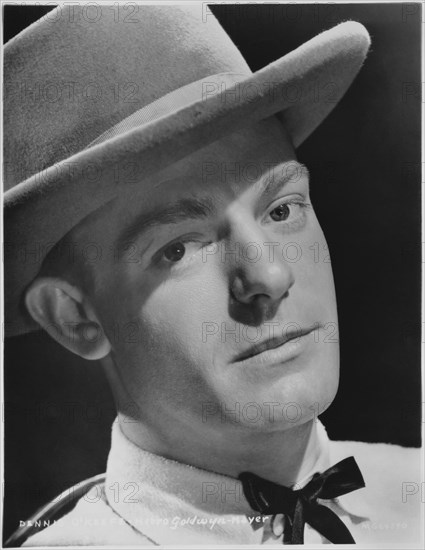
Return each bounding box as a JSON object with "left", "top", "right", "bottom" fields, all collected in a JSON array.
[{"left": 208, "top": 384, "right": 338, "bottom": 434}]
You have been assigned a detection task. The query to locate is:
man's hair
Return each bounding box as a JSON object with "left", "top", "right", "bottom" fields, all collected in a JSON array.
[{"left": 37, "top": 233, "right": 97, "bottom": 297}]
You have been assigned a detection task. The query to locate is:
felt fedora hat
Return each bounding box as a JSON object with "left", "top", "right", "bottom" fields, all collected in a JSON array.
[{"left": 4, "top": 5, "right": 370, "bottom": 337}]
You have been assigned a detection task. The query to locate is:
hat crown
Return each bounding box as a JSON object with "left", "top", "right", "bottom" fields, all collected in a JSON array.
[{"left": 4, "top": 5, "right": 250, "bottom": 188}]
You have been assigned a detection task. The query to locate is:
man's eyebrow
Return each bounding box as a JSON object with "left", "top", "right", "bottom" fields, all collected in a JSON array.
[
  {"left": 257, "top": 161, "right": 310, "bottom": 197},
  {"left": 117, "top": 196, "right": 215, "bottom": 247},
  {"left": 117, "top": 161, "right": 309, "bottom": 248}
]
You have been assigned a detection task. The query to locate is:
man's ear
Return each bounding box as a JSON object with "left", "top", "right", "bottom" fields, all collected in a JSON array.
[{"left": 24, "top": 277, "right": 111, "bottom": 360}]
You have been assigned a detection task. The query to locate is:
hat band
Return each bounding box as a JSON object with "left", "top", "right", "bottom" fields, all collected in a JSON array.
[{"left": 87, "top": 72, "right": 249, "bottom": 150}]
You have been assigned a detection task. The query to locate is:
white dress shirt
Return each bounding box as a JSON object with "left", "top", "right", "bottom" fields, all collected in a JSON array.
[{"left": 24, "top": 419, "right": 423, "bottom": 547}]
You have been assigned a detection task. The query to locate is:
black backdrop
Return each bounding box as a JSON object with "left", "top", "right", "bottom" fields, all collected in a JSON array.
[{"left": 3, "top": 3, "right": 422, "bottom": 542}]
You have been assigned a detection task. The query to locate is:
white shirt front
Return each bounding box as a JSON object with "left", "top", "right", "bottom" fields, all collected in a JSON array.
[
  {"left": 24, "top": 419, "right": 423, "bottom": 547},
  {"left": 103, "top": 419, "right": 334, "bottom": 545}
]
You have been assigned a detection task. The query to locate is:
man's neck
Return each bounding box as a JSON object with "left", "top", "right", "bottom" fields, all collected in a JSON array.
[{"left": 118, "top": 414, "right": 324, "bottom": 488}]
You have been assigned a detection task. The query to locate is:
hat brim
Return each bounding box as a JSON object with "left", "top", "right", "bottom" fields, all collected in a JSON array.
[{"left": 4, "top": 21, "right": 370, "bottom": 336}]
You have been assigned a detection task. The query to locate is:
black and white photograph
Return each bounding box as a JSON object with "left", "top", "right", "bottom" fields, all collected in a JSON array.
[{"left": 2, "top": 1, "right": 423, "bottom": 547}]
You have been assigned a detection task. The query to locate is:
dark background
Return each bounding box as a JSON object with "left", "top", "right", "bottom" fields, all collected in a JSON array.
[{"left": 3, "top": 3, "right": 422, "bottom": 542}]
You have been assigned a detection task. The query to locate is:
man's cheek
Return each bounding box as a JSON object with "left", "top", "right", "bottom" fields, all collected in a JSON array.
[{"left": 153, "top": 276, "right": 225, "bottom": 324}]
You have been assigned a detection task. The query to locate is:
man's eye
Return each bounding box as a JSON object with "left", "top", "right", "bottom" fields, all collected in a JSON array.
[
  {"left": 154, "top": 237, "right": 208, "bottom": 268},
  {"left": 270, "top": 203, "right": 291, "bottom": 222},
  {"left": 163, "top": 241, "right": 186, "bottom": 262},
  {"left": 267, "top": 199, "right": 311, "bottom": 230}
]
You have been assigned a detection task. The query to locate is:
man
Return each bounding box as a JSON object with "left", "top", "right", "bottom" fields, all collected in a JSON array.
[{"left": 3, "top": 3, "right": 422, "bottom": 547}]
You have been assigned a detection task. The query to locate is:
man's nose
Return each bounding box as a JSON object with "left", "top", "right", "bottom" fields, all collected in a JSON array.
[{"left": 227, "top": 226, "right": 295, "bottom": 306}]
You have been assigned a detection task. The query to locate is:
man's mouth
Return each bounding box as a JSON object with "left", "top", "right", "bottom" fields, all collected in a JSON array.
[{"left": 232, "top": 325, "right": 316, "bottom": 366}]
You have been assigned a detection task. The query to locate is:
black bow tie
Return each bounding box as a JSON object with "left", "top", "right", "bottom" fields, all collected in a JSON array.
[{"left": 239, "top": 456, "right": 365, "bottom": 544}]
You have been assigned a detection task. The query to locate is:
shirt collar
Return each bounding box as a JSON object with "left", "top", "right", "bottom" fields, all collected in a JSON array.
[{"left": 104, "top": 419, "right": 331, "bottom": 545}]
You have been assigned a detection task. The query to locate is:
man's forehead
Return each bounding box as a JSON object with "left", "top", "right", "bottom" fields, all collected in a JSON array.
[{"left": 114, "top": 158, "right": 309, "bottom": 252}]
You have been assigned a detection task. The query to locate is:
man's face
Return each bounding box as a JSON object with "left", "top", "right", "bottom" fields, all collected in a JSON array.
[{"left": 81, "top": 117, "right": 339, "bottom": 435}]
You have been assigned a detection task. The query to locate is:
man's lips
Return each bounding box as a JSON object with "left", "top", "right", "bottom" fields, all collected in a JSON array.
[{"left": 232, "top": 325, "right": 316, "bottom": 364}]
